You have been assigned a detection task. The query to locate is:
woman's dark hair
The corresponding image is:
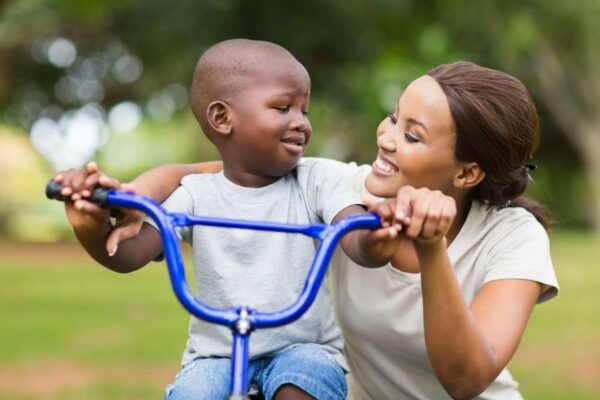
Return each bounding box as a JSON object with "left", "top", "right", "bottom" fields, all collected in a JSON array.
[{"left": 427, "top": 61, "right": 550, "bottom": 229}]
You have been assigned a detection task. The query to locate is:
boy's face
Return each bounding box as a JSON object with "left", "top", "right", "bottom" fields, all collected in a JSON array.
[{"left": 224, "top": 61, "right": 312, "bottom": 186}]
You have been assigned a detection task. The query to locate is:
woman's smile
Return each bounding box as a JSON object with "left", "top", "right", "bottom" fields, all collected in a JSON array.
[{"left": 372, "top": 154, "right": 399, "bottom": 176}]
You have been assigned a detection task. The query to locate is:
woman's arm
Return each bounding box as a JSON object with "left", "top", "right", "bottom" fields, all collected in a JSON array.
[
  {"left": 104, "top": 161, "right": 223, "bottom": 253},
  {"left": 130, "top": 161, "right": 223, "bottom": 202},
  {"left": 417, "top": 241, "right": 540, "bottom": 399},
  {"left": 379, "top": 185, "right": 541, "bottom": 399}
]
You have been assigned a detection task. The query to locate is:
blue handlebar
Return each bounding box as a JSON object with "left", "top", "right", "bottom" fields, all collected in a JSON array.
[
  {"left": 47, "top": 180, "right": 381, "bottom": 397},
  {"left": 102, "top": 189, "right": 381, "bottom": 329}
]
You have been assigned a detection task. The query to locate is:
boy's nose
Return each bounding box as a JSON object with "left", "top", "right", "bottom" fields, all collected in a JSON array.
[{"left": 291, "top": 115, "right": 308, "bottom": 132}]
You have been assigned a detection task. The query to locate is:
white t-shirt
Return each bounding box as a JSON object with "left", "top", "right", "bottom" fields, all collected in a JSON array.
[
  {"left": 315, "top": 158, "right": 560, "bottom": 400},
  {"left": 147, "top": 158, "right": 361, "bottom": 367}
]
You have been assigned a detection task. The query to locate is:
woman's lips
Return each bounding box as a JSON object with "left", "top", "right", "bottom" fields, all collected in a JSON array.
[{"left": 372, "top": 156, "right": 398, "bottom": 176}]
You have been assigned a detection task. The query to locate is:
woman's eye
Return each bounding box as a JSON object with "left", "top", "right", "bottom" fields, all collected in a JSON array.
[
  {"left": 387, "top": 112, "right": 398, "bottom": 124},
  {"left": 404, "top": 131, "right": 419, "bottom": 143}
]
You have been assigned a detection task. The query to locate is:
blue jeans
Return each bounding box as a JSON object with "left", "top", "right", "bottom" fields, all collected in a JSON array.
[{"left": 164, "top": 343, "right": 347, "bottom": 400}]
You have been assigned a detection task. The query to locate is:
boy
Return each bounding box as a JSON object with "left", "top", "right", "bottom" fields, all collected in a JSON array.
[{"left": 58, "top": 39, "right": 396, "bottom": 400}]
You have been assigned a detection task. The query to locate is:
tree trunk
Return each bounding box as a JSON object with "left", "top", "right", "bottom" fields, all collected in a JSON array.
[
  {"left": 580, "top": 126, "right": 600, "bottom": 232},
  {"left": 529, "top": 42, "right": 600, "bottom": 233}
]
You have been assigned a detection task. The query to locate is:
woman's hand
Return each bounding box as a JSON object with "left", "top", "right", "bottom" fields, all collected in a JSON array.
[{"left": 363, "top": 186, "right": 456, "bottom": 248}]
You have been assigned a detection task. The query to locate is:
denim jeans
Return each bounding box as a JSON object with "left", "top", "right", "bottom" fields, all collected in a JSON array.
[{"left": 164, "top": 343, "right": 347, "bottom": 400}]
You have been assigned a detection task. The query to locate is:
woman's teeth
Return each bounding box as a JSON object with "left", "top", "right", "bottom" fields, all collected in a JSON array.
[{"left": 374, "top": 157, "right": 397, "bottom": 173}]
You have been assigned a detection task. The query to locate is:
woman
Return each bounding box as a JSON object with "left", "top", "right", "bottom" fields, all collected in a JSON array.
[{"left": 57, "top": 61, "right": 558, "bottom": 399}]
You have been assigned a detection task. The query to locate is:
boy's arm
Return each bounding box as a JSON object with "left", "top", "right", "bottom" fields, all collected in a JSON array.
[
  {"left": 73, "top": 216, "right": 163, "bottom": 273},
  {"left": 57, "top": 166, "right": 163, "bottom": 273},
  {"left": 334, "top": 204, "right": 402, "bottom": 268}
]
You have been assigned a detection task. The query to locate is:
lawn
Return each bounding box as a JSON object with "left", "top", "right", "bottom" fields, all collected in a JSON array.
[{"left": 1, "top": 230, "right": 598, "bottom": 399}]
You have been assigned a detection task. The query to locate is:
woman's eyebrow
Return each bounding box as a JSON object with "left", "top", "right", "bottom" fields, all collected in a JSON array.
[{"left": 406, "top": 117, "right": 428, "bottom": 133}]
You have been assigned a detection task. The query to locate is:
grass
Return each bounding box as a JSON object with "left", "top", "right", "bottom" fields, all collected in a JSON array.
[{"left": 1, "top": 230, "right": 599, "bottom": 399}]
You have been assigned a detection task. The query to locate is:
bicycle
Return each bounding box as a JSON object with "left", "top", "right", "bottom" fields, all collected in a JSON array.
[{"left": 46, "top": 179, "right": 381, "bottom": 399}]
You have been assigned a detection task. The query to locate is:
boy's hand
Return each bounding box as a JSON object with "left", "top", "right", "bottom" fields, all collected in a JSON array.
[
  {"left": 54, "top": 162, "right": 146, "bottom": 255},
  {"left": 360, "top": 193, "right": 405, "bottom": 260}
]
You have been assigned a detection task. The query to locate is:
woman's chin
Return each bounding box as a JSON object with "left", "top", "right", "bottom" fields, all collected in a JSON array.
[{"left": 365, "top": 172, "right": 397, "bottom": 198}]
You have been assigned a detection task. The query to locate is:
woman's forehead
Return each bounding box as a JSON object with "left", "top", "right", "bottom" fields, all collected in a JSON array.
[{"left": 398, "top": 76, "right": 453, "bottom": 133}]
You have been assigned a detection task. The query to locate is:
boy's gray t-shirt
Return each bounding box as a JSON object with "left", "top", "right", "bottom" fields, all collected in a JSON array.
[{"left": 150, "top": 158, "right": 361, "bottom": 367}]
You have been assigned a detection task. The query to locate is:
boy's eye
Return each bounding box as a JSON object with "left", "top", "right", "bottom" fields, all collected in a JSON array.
[
  {"left": 275, "top": 106, "right": 290, "bottom": 112},
  {"left": 404, "top": 131, "right": 419, "bottom": 143},
  {"left": 388, "top": 112, "right": 398, "bottom": 124}
]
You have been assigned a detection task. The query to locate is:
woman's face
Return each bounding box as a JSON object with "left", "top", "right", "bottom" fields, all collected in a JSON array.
[{"left": 365, "top": 75, "right": 462, "bottom": 198}]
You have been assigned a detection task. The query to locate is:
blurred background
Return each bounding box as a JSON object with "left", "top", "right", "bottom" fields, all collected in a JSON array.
[{"left": 1, "top": 0, "right": 598, "bottom": 399}]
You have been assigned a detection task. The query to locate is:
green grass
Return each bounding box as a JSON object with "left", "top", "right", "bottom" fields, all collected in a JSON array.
[
  {"left": 0, "top": 243, "right": 189, "bottom": 399},
  {"left": 1, "top": 231, "right": 599, "bottom": 399}
]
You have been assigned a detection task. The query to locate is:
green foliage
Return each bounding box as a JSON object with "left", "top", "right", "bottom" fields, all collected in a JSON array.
[{"left": 0, "top": 0, "right": 598, "bottom": 234}]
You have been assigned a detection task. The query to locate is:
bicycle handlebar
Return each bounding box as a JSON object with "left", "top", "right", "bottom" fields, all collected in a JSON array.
[{"left": 45, "top": 179, "right": 381, "bottom": 330}]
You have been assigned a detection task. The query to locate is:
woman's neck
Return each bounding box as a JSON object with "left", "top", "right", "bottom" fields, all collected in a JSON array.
[{"left": 446, "top": 197, "right": 471, "bottom": 246}]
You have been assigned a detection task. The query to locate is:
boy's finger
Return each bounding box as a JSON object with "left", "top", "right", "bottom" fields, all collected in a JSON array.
[
  {"left": 373, "top": 201, "right": 395, "bottom": 227},
  {"left": 86, "top": 161, "right": 100, "bottom": 174},
  {"left": 120, "top": 182, "right": 137, "bottom": 193},
  {"left": 81, "top": 174, "right": 101, "bottom": 196},
  {"left": 98, "top": 174, "right": 121, "bottom": 189},
  {"left": 73, "top": 199, "right": 103, "bottom": 214}
]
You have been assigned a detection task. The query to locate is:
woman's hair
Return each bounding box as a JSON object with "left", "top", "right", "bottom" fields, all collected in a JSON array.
[{"left": 427, "top": 61, "right": 550, "bottom": 228}]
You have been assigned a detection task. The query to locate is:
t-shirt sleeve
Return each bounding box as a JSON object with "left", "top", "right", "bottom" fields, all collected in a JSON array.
[
  {"left": 304, "top": 159, "right": 364, "bottom": 224},
  {"left": 144, "top": 181, "right": 194, "bottom": 243},
  {"left": 483, "top": 219, "right": 559, "bottom": 303},
  {"left": 305, "top": 157, "right": 371, "bottom": 195}
]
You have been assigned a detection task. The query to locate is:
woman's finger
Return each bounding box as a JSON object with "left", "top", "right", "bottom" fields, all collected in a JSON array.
[
  {"left": 394, "top": 186, "right": 415, "bottom": 225},
  {"left": 361, "top": 192, "right": 385, "bottom": 208},
  {"left": 404, "top": 190, "right": 432, "bottom": 239},
  {"left": 420, "top": 192, "right": 446, "bottom": 238}
]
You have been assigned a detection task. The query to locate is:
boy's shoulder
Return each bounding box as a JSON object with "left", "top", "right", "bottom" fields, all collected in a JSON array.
[
  {"left": 294, "top": 157, "right": 334, "bottom": 180},
  {"left": 180, "top": 172, "right": 220, "bottom": 186}
]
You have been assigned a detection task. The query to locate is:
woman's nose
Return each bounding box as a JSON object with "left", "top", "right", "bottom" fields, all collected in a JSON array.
[{"left": 377, "top": 132, "right": 396, "bottom": 152}]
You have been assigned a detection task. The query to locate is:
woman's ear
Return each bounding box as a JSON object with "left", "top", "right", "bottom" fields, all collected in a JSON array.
[
  {"left": 454, "top": 162, "right": 485, "bottom": 189},
  {"left": 206, "top": 101, "right": 232, "bottom": 136}
]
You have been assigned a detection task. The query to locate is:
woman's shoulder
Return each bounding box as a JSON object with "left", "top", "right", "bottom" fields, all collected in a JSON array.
[{"left": 469, "top": 200, "right": 546, "bottom": 236}]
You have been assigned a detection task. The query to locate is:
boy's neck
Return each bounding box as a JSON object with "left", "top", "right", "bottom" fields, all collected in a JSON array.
[{"left": 222, "top": 167, "right": 283, "bottom": 188}]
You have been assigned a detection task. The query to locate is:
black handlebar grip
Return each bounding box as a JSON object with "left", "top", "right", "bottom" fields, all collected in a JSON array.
[
  {"left": 45, "top": 179, "right": 71, "bottom": 202},
  {"left": 45, "top": 179, "right": 110, "bottom": 208}
]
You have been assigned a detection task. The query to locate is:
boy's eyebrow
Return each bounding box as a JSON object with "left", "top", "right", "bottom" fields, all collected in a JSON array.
[{"left": 272, "top": 88, "right": 309, "bottom": 97}]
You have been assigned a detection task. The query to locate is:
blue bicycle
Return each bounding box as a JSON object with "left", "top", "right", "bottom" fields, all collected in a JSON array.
[{"left": 46, "top": 180, "right": 380, "bottom": 399}]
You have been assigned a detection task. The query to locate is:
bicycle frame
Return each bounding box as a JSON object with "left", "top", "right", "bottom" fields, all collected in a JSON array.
[{"left": 46, "top": 180, "right": 381, "bottom": 399}]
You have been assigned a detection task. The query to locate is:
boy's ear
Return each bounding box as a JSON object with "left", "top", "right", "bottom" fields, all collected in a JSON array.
[
  {"left": 206, "top": 101, "right": 232, "bottom": 136},
  {"left": 453, "top": 162, "right": 485, "bottom": 189}
]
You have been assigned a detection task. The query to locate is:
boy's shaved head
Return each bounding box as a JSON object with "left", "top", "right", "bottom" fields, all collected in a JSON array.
[{"left": 190, "top": 39, "right": 307, "bottom": 135}]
